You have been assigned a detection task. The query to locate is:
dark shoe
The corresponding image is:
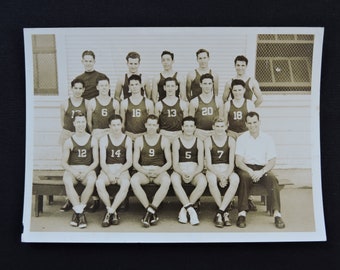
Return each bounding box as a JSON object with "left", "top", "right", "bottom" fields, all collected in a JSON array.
[
  {"left": 236, "top": 216, "right": 246, "bottom": 228},
  {"left": 248, "top": 199, "right": 257, "bottom": 211},
  {"left": 70, "top": 212, "right": 79, "bottom": 227},
  {"left": 60, "top": 199, "right": 73, "bottom": 212},
  {"left": 102, "top": 212, "right": 112, "bottom": 227},
  {"left": 274, "top": 216, "right": 285, "bottom": 229},
  {"left": 214, "top": 213, "right": 224, "bottom": 228},
  {"left": 223, "top": 212, "right": 232, "bottom": 226},
  {"left": 78, "top": 213, "right": 87, "bottom": 229},
  {"left": 150, "top": 213, "right": 159, "bottom": 225},
  {"left": 88, "top": 200, "right": 100, "bottom": 213},
  {"left": 141, "top": 211, "right": 152, "bottom": 228},
  {"left": 111, "top": 212, "right": 120, "bottom": 225}
]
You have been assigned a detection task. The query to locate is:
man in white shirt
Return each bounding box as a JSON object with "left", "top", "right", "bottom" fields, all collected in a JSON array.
[{"left": 235, "top": 111, "right": 285, "bottom": 229}]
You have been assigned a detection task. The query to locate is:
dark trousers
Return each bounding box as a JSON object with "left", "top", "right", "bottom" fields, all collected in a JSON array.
[{"left": 236, "top": 165, "right": 281, "bottom": 213}]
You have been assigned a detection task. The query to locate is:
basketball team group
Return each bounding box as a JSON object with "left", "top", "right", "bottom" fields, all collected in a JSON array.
[{"left": 58, "top": 49, "right": 285, "bottom": 230}]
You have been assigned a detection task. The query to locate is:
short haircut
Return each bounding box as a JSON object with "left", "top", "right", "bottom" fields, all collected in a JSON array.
[
  {"left": 73, "top": 111, "right": 86, "bottom": 120},
  {"left": 96, "top": 74, "right": 110, "bottom": 85},
  {"left": 182, "top": 116, "right": 196, "bottom": 126},
  {"left": 213, "top": 117, "right": 225, "bottom": 125},
  {"left": 71, "top": 78, "right": 85, "bottom": 88},
  {"left": 145, "top": 114, "right": 159, "bottom": 124},
  {"left": 82, "top": 50, "right": 95, "bottom": 59},
  {"left": 108, "top": 114, "right": 123, "bottom": 125},
  {"left": 161, "top": 50, "right": 174, "bottom": 60},
  {"left": 128, "top": 74, "right": 142, "bottom": 84},
  {"left": 196, "top": 48, "right": 210, "bottom": 58},
  {"left": 234, "top": 55, "right": 248, "bottom": 65},
  {"left": 200, "top": 73, "right": 214, "bottom": 83},
  {"left": 231, "top": 79, "right": 246, "bottom": 89},
  {"left": 246, "top": 111, "right": 260, "bottom": 121},
  {"left": 126, "top": 51, "right": 141, "bottom": 62},
  {"left": 164, "top": 77, "right": 179, "bottom": 86}
]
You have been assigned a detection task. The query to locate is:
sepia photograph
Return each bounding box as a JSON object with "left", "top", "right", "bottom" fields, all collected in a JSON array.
[{"left": 22, "top": 27, "right": 325, "bottom": 243}]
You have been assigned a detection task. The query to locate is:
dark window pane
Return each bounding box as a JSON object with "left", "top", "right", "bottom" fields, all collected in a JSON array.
[
  {"left": 256, "top": 60, "right": 273, "bottom": 82},
  {"left": 272, "top": 60, "right": 291, "bottom": 82},
  {"left": 291, "top": 59, "right": 311, "bottom": 82}
]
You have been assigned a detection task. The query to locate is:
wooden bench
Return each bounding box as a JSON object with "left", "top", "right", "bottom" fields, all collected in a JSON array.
[{"left": 32, "top": 170, "right": 293, "bottom": 217}]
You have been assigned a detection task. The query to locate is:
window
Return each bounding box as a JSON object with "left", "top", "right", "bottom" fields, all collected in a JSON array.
[
  {"left": 255, "top": 34, "right": 314, "bottom": 93},
  {"left": 32, "top": 34, "right": 58, "bottom": 95}
]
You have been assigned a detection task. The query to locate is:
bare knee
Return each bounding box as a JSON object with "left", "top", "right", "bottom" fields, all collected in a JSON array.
[{"left": 229, "top": 173, "right": 240, "bottom": 188}]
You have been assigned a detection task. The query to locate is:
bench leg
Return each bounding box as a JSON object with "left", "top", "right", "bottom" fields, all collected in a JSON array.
[{"left": 34, "top": 195, "right": 43, "bottom": 217}]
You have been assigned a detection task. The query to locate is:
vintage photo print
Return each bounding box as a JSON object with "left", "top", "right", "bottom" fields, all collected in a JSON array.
[{"left": 22, "top": 27, "right": 325, "bottom": 243}]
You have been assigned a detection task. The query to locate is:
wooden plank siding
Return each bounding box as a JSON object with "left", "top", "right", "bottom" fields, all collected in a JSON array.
[{"left": 32, "top": 31, "right": 313, "bottom": 171}]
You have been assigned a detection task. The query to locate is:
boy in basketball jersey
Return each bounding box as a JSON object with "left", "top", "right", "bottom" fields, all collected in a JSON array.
[
  {"left": 222, "top": 55, "right": 263, "bottom": 107},
  {"left": 120, "top": 74, "right": 154, "bottom": 141},
  {"left": 154, "top": 77, "right": 188, "bottom": 143},
  {"left": 114, "top": 52, "right": 151, "bottom": 102},
  {"left": 189, "top": 73, "right": 224, "bottom": 142},
  {"left": 224, "top": 79, "right": 255, "bottom": 140},
  {"left": 171, "top": 116, "right": 207, "bottom": 225},
  {"left": 87, "top": 74, "right": 120, "bottom": 140},
  {"left": 130, "top": 115, "right": 172, "bottom": 228},
  {"left": 75, "top": 50, "right": 107, "bottom": 100},
  {"left": 186, "top": 49, "right": 219, "bottom": 101},
  {"left": 205, "top": 118, "right": 239, "bottom": 228},
  {"left": 152, "top": 50, "right": 187, "bottom": 103},
  {"left": 61, "top": 112, "right": 99, "bottom": 228},
  {"left": 96, "top": 114, "right": 132, "bottom": 227}
]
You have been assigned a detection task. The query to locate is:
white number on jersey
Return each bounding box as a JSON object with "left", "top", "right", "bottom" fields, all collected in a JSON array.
[
  {"left": 217, "top": 150, "right": 224, "bottom": 159},
  {"left": 77, "top": 149, "right": 87, "bottom": 158},
  {"left": 132, "top": 108, "right": 141, "bottom": 117},
  {"left": 233, "top": 111, "right": 243, "bottom": 120},
  {"left": 71, "top": 109, "right": 82, "bottom": 119},
  {"left": 185, "top": 151, "right": 191, "bottom": 159},
  {"left": 149, "top": 148, "right": 155, "bottom": 157},
  {"left": 167, "top": 109, "right": 177, "bottom": 117},
  {"left": 101, "top": 108, "right": 108, "bottom": 117},
  {"left": 111, "top": 149, "right": 121, "bottom": 158},
  {"left": 202, "top": 107, "right": 213, "bottom": 116}
]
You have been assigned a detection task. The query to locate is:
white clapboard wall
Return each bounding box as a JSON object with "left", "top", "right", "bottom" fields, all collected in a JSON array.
[{"left": 33, "top": 30, "right": 313, "bottom": 172}]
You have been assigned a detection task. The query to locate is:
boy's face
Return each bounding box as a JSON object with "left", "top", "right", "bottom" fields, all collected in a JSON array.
[
  {"left": 82, "top": 55, "right": 95, "bottom": 72},
  {"left": 161, "top": 54, "right": 173, "bottom": 70},
  {"left": 145, "top": 119, "right": 159, "bottom": 135},
  {"left": 197, "top": 52, "right": 209, "bottom": 68},
  {"left": 213, "top": 121, "right": 226, "bottom": 135},
  {"left": 232, "top": 84, "right": 246, "bottom": 100},
  {"left": 96, "top": 80, "right": 110, "bottom": 96},
  {"left": 109, "top": 119, "right": 123, "bottom": 134},
  {"left": 200, "top": 78, "right": 213, "bottom": 94},
  {"left": 164, "top": 81, "right": 178, "bottom": 96},
  {"left": 246, "top": 115, "right": 260, "bottom": 135},
  {"left": 72, "top": 82, "right": 85, "bottom": 98},
  {"left": 127, "top": 58, "right": 140, "bottom": 73},
  {"left": 235, "top": 60, "right": 247, "bottom": 76},
  {"left": 182, "top": 120, "right": 196, "bottom": 136},
  {"left": 128, "top": 79, "right": 142, "bottom": 94},
  {"left": 73, "top": 116, "right": 87, "bottom": 133}
]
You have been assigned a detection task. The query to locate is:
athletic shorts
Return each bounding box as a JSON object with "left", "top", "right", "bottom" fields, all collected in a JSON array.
[
  {"left": 227, "top": 130, "right": 244, "bottom": 141},
  {"left": 92, "top": 128, "right": 110, "bottom": 140},
  {"left": 194, "top": 128, "right": 214, "bottom": 142},
  {"left": 160, "top": 129, "right": 182, "bottom": 143},
  {"left": 125, "top": 131, "right": 145, "bottom": 142},
  {"left": 178, "top": 162, "right": 199, "bottom": 175}
]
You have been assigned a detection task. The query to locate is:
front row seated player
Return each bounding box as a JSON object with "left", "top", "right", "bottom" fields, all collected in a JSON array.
[
  {"left": 61, "top": 112, "right": 98, "bottom": 228},
  {"left": 171, "top": 116, "right": 207, "bottom": 225},
  {"left": 205, "top": 118, "right": 239, "bottom": 227},
  {"left": 130, "top": 114, "right": 172, "bottom": 228},
  {"left": 96, "top": 114, "right": 132, "bottom": 227}
]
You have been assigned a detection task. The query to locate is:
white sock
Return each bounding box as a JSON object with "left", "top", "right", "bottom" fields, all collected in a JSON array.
[
  {"left": 238, "top": 211, "right": 246, "bottom": 217},
  {"left": 147, "top": 207, "right": 155, "bottom": 214},
  {"left": 73, "top": 205, "right": 83, "bottom": 214},
  {"left": 273, "top": 211, "right": 281, "bottom": 217},
  {"left": 106, "top": 206, "right": 114, "bottom": 214}
]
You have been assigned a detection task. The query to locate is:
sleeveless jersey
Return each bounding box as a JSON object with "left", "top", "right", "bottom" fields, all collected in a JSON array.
[
  {"left": 227, "top": 99, "right": 248, "bottom": 133},
  {"left": 157, "top": 72, "right": 179, "bottom": 101},
  {"left": 178, "top": 137, "right": 198, "bottom": 163},
  {"left": 190, "top": 69, "right": 212, "bottom": 100},
  {"left": 125, "top": 97, "right": 148, "bottom": 134},
  {"left": 159, "top": 99, "right": 183, "bottom": 131},
  {"left": 139, "top": 135, "right": 166, "bottom": 167},
  {"left": 92, "top": 98, "right": 116, "bottom": 129},
  {"left": 68, "top": 136, "right": 93, "bottom": 166},
  {"left": 211, "top": 136, "right": 230, "bottom": 164},
  {"left": 76, "top": 70, "right": 106, "bottom": 100},
  {"left": 195, "top": 95, "right": 218, "bottom": 130},
  {"left": 122, "top": 73, "right": 145, "bottom": 99},
  {"left": 106, "top": 134, "right": 127, "bottom": 164},
  {"left": 230, "top": 77, "right": 254, "bottom": 100},
  {"left": 63, "top": 98, "right": 87, "bottom": 132}
]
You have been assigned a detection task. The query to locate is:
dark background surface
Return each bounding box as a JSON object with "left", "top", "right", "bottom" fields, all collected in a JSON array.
[{"left": 0, "top": 0, "right": 339, "bottom": 269}]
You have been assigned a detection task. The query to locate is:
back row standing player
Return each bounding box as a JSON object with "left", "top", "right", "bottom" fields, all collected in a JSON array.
[
  {"left": 114, "top": 52, "right": 151, "bottom": 102},
  {"left": 186, "top": 48, "right": 219, "bottom": 101}
]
